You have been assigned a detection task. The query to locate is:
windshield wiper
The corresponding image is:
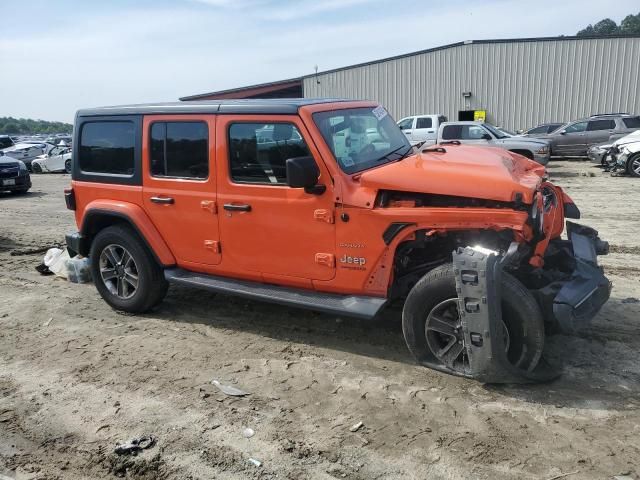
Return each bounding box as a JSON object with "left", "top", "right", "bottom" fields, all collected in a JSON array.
[{"left": 375, "top": 144, "right": 413, "bottom": 163}]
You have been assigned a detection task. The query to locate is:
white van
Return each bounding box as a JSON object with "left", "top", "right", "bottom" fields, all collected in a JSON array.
[{"left": 396, "top": 114, "right": 447, "bottom": 146}]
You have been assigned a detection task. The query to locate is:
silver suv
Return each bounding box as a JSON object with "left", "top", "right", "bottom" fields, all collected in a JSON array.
[{"left": 528, "top": 113, "right": 640, "bottom": 157}]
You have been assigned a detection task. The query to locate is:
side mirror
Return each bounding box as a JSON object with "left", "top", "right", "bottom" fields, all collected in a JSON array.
[
  {"left": 286, "top": 156, "right": 324, "bottom": 194},
  {"left": 481, "top": 133, "right": 492, "bottom": 140},
  {"left": 559, "top": 130, "right": 566, "bottom": 135}
]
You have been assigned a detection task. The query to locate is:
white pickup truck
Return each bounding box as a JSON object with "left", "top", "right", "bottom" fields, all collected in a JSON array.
[
  {"left": 397, "top": 114, "right": 447, "bottom": 147},
  {"left": 436, "top": 121, "right": 551, "bottom": 165}
]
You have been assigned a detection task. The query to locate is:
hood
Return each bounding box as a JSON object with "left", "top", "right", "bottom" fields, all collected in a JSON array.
[
  {"left": 358, "top": 145, "right": 543, "bottom": 204},
  {"left": 614, "top": 130, "right": 640, "bottom": 147}
]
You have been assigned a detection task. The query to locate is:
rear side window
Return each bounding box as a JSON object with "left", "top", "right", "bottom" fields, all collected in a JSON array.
[
  {"left": 228, "top": 123, "right": 311, "bottom": 184},
  {"left": 623, "top": 117, "right": 640, "bottom": 128},
  {"left": 79, "top": 121, "right": 135, "bottom": 175},
  {"left": 587, "top": 119, "right": 616, "bottom": 131},
  {"left": 527, "top": 126, "right": 548, "bottom": 134},
  {"left": 441, "top": 125, "right": 487, "bottom": 140},
  {"left": 150, "top": 122, "right": 208, "bottom": 179},
  {"left": 416, "top": 117, "right": 432, "bottom": 129}
]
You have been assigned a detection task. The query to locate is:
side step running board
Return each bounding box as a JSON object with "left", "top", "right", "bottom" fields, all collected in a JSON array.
[{"left": 164, "top": 268, "right": 387, "bottom": 320}]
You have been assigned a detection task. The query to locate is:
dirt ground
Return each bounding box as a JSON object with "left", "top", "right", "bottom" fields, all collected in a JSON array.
[{"left": 0, "top": 161, "right": 639, "bottom": 480}]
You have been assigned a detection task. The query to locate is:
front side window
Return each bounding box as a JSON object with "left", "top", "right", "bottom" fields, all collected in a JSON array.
[
  {"left": 397, "top": 118, "right": 413, "bottom": 130},
  {"left": 442, "top": 125, "right": 490, "bottom": 140},
  {"left": 416, "top": 117, "right": 432, "bottom": 129},
  {"left": 150, "top": 122, "right": 208, "bottom": 179},
  {"left": 623, "top": 117, "right": 640, "bottom": 129},
  {"left": 228, "top": 122, "right": 311, "bottom": 184},
  {"left": 547, "top": 124, "right": 563, "bottom": 133},
  {"left": 564, "top": 121, "right": 587, "bottom": 134},
  {"left": 79, "top": 121, "right": 135, "bottom": 175},
  {"left": 314, "top": 107, "right": 411, "bottom": 174},
  {"left": 587, "top": 119, "right": 616, "bottom": 131},
  {"left": 526, "top": 126, "right": 548, "bottom": 134}
]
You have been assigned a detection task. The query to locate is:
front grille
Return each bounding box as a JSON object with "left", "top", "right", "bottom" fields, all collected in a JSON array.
[{"left": 0, "top": 166, "right": 20, "bottom": 179}]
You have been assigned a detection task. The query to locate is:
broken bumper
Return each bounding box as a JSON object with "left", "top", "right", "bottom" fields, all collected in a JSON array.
[{"left": 548, "top": 222, "right": 611, "bottom": 333}]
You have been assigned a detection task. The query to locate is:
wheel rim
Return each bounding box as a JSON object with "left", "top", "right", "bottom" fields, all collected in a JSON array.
[
  {"left": 65, "top": 160, "right": 71, "bottom": 173},
  {"left": 33, "top": 163, "right": 41, "bottom": 173},
  {"left": 99, "top": 244, "right": 139, "bottom": 300},
  {"left": 632, "top": 157, "right": 640, "bottom": 176},
  {"left": 425, "top": 298, "right": 511, "bottom": 373}
]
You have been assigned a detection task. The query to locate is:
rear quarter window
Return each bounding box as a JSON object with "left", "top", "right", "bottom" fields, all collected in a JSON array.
[
  {"left": 623, "top": 117, "right": 640, "bottom": 129},
  {"left": 79, "top": 121, "right": 135, "bottom": 176}
]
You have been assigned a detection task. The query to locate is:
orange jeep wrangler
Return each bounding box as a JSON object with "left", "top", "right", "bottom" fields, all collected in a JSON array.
[{"left": 64, "top": 99, "right": 610, "bottom": 382}]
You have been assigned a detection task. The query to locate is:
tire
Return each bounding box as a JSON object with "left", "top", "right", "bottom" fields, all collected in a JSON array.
[
  {"left": 32, "top": 163, "right": 42, "bottom": 173},
  {"left": 90, "top": 225, "right": 168, "bottom": 313},
  {"left": 626, "top": 154, "right": 640, "bottom": 178},
  {"left": 65, "top": 159, "right": 72, "bottom": 174},
  {"left": 402, "top": 263, "right": 544, "bottom": 375}
]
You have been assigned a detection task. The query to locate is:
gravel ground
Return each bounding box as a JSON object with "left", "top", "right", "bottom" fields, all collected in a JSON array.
[{"left": 0, "top": 161, "right": 638, "bottom": 479}]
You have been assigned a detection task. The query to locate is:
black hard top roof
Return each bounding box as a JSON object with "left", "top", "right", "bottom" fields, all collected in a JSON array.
[{"left": 76, "top": 98, "right": 364, "bottom": 117}]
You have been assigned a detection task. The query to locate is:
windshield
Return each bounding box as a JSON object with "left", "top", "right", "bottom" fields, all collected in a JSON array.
[
  {"left": 482, "top": 123, "right": 508, "bottom": 139},
  {"left": 313, "top": 106, "right": 411, "bottom": 174}
]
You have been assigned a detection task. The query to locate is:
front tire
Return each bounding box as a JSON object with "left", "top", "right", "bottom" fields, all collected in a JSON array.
[
  {"left": 90, "top": 225, "right": 168, "bottom": 313},
  {"left": 32, "top": 163, "right": 42, "bottom": 173},
  {"left": 626, "top": 154, "right": 640, "bottom": 177},
  {"left": 402, "top": 263, "right": 544, "bottom": 375},
  {"left": 65, "top": 159, "right": 72, "bottom": 174}
]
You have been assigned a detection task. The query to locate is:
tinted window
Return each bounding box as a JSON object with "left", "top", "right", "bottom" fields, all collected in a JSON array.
[
  {"left": 228, "top": 123, "right": 311, "bottom": 184},
  {"left": 397, "top": 118, "right": 413, "bottom": 130},
  {"left": 80, "top": 122, "right": 134, "bottom": 175},
  {"left": 0, "top": 137, "right": 13, "bottom": 149},
  {"left": 442, "top": 125, "right": 488, "bottom": 140},
  {"left": 547, "top": 124, "right": 563, "bottom": 133},
  {"left": 564, "top": 122, "right": 587, "bottom": 133},
  {"left": 623, "top": 117, "right": 640, "bottom": 128},
  {"left": 416, "top": 117, "right": 432, "bottom": 129},
  {"left": 587, "top": 119, "right": 616, "bottom": 131},
  {"left": 527, "top": 126, "right": 548, "bottom": 134},
  {"left": 150, "top": 122, "right": 208, "bottom": 179}
]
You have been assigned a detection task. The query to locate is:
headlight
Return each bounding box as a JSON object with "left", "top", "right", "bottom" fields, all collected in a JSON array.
[
  {"left": 18, "top": 160, "right": 27, "bottom": 173},
  {"left": 535, "top": 146, "right": 549, "bottom": 154}
]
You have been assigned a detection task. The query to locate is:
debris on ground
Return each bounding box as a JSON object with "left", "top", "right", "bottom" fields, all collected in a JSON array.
[
  {"left": 621, "top": 297, "right": 639, "bottom": 304},
  {"left": 42, "top": 248, "right": 69, "bottom": 279},
  {"left": 211, "top": 380, "right": 250, "bottom": 397},
  {"left": 248, "top": 458, "right": 262, "bottom": 467},
  {"left": 42, "top": 317, "right": 53, "bottom": 327},
  {"left": 114, "top": 435, "right": 156, "bottom": 455},
  {"left": 349, "top": 421, "right": 364, "bottom": 432},
  {"left": 66, "top": 256, "right": 92, "bottom": 283},
  {"left": 242, "top": 427, "right": 255, "bottom": 438},
  {"left": 35, "top": 262, "right": 53, "bottom": 275}
]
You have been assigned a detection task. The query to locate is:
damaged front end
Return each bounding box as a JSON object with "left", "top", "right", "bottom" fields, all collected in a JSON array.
[{"left": 450, "top": 220, "right": 611, "bottom": 383}]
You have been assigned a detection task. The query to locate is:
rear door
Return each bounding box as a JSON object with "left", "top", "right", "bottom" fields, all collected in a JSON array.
[
  {"left": 441, "top": 124, "right": 491, "bottom": 146},
  {"left": 142, "top": 115, "right": 221, "bottom": 266},
  {"left": 411, "top": 116, "right": 437, "bottom": 145},
  {"left": 586, "top": 119, "right": 616, "bottom": 147},
  {"left": 216, "top": 115, "right": 336, "bottom": 282},
  {"left": 554, "top": 121, "right": 587, "bottom": 155}
]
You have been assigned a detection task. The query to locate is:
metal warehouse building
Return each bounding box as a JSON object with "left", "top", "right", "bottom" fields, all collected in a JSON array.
[{"left": 181, "top": 35, "right": 640, "bottom": 131}]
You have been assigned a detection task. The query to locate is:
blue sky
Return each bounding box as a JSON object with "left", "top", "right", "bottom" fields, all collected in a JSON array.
[{"left": 1, "top": 0, "right": 638, "bottom": 122}]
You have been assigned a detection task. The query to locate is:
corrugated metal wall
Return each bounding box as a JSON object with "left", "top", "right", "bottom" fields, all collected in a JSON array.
[{"left": 303, "top": 37, "right": 640, "bottom": 131}]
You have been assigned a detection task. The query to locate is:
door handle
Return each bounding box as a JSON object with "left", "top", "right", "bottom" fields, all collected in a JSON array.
[
  {"left": 223, "top": 203, "right": 251, "bottom": 212},
  {"left": 150, "top": 196, "right": 174, "bottom": 205}
]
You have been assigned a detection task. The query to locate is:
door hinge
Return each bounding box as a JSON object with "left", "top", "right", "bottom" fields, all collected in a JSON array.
[
  {"left": 204, "top": 240, "right": 220, "bottom": 253},
  {"left": 201, "top": 200, "right": 217, "bottom": 214},
  {"left": 314, "top": 209, "right": 334, "bottom": 224},
  {"left": 315, "top": 253, "right": 335, "bottom": 268}
]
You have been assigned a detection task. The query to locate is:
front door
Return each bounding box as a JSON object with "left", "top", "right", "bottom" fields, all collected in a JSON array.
[
  {"left": 412, "top": 116, "right": 436, "bottom": 144},
  {"left": 554, "top": 121, "right": 587, "bottom": 155},
  {"left": 216, "top": 116, "right": 336, "bottom": 281},
  {"left": 142, "top": 115, "right": 221, "bottom": 266},
  {"left": 586, "top": 119, "right": 616, "bottom": 147}
]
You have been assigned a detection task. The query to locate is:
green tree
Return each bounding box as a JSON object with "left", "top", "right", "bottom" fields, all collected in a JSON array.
[
  {"left": 2, "top": 123, "right": 21, "bottom": 134},
  {"left": 577, "top": 13, "right": 640, "bottom": 36},
  {"left": 620, "top": 12, "right": 640, "bottom": 34}
]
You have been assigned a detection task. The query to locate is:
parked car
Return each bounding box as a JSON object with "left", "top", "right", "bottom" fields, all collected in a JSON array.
[
  {"left": 519, "top": 123, "right": 564, "bottom": 136},
  {"left": 436, "top": 121, "right": 551, "bottom": 165},
  {"left": 1, "top": 143, "right": 47, "bottom": 170},
  {"left": 607, "top": 133, "right": 640, "bottom": 177},
  {"left": 31, "top": 145, "right": 72, "bottom": 173},
  {"left": 397, "top": 114, "right": 447, "bottom": 146},
  {"left": 0, "top": 135, "right": 15, "bottom": 150},
  {"left": 64, "top": 99, "right": 610, "bottom": 383},
  {"left": 527, "top": 114, "right": 640, "bottom": 157},
  {"left": 0, "top": 154, "right": 31, "bottom": 194}
]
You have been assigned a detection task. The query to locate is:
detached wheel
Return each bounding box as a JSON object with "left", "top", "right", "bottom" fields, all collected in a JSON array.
[
  {"left": 402, "top": 263, "right": 544, "bottom": 375},
  {"left": 90, "top": 225, "right": 168, "bottom": 313},
  {"left": 626, "top": 154, "right": 640, "bottom": 177},
  {"left": 65, "top": 159, "right": 72, "bottom": 174}
]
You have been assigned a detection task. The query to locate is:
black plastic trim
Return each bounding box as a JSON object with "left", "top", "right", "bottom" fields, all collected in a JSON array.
[
  {"left": 80, "top": 209, "right": 174, "bottom": 267},
  {"left": 165, "top": 268, "right": 387, "bottom": 320},
  {"left": 563, "top": 202, "right": 581, "bottom": 219},
  {"left": 382, "top": 222, "right": 415, "bottom": 245}
]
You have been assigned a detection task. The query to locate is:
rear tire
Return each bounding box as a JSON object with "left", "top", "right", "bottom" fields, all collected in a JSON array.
[
  {"left": 626, "top": 154, "right": 640, "bottom": 177},
  {"left": 402, "top": 263, "right": 544, "bottom": 375},
  {"left": 90, "top": 225, "right": 168, "bottom": 313},
  {"left": 65, "top": 159, "right": 72, "bottom": 174},
  {"left": 32, "top": 163, "right": 42, "bottom": 173}
]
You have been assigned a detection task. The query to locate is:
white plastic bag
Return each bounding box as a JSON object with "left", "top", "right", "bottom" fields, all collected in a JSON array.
[{"left": 43, "top": 248, "right": 70, "bottom": 279}]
